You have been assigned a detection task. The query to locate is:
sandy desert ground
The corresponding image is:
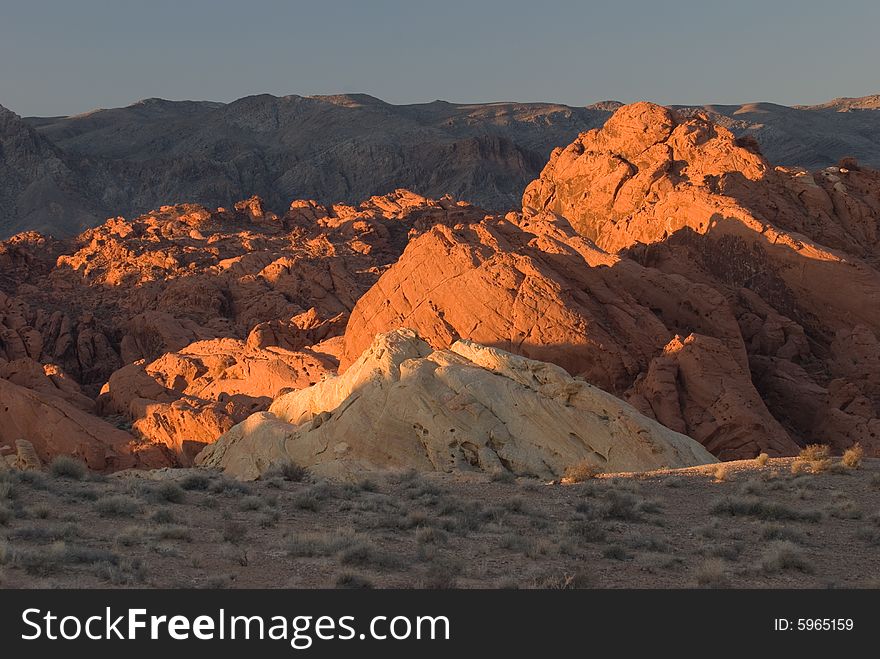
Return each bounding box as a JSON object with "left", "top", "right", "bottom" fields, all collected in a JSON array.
[{"left": 2, "top": 455, "right": 878, "bottom": 589}]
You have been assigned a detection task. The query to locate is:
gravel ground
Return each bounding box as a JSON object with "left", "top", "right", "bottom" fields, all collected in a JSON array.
[{"left": 1, "top": 457, "right": 878, "bottom": 589}]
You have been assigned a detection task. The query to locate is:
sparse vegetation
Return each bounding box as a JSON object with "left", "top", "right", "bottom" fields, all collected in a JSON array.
[
  {"left": 221, "top": 519, "right": 247, "bottom": 544},
  {"left": 712, "top": 463, "right": 730, "bottom": 482},
  {"left": 490, "top": 470, "right": 516, "bottom": 484},
  {"left": 180, "top": 473, "right": 212, "bottom": 491},
  {"left": 760, "top": 541, "right": 814, "bottom": 574},
  {"left": 0, "top": 448, "right": 876, "bottom": 588},
  {"left": 49, "top": 455, "right": 88, "bottom": 480},
  {"left": 238, "top": 495, "right": 264, "bottom": 511},
  {"left": 334, "top": 572, "right": 375, "bottom": 589},
  {"left": 601, "top": 544, "right": 632, "bottom": 561},
  {"left": 563, "top": 461, "right": 602, "bottom": 483},
  {"left": 264, "top": 461, "right": 309, "bottom": 483},
  {"left": 694, "top": 559, "right": 730, "bottom": 588},
  {"left": 755, "top": 453, "right": 770, "bottom": 467},
  {"left": 533, "top": 570, "right": 592, "bottom": 589},
  {"left": 147, "top": 481, "right": 186, "bottom": 504},
  {"left": 710, "top": 496, "right": 821, "bottom": 522},
  {"left": 95, "top": 495, "right": 142, "bottom": 518},
  {"left": 792, "top": 444, "right": 832, "bottom": 474},
  {"left": 841, "top": 443, "right": 864, "bottom": 470}
]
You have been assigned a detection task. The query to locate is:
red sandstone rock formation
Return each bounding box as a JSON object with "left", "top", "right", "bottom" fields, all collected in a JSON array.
[
  {"left": 4, "top": 101, "right": 880, "bottom": 467},
  {"left": 0, "top": 192, "right": 486, "bottom": 467},
  {"left": 344, "top": 103, "right": 880, "bottom": 457}
]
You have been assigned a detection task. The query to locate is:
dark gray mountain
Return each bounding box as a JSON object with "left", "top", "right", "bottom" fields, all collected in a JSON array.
[{"left": 2, "top": 92, "right": 880, "bottom": 238}]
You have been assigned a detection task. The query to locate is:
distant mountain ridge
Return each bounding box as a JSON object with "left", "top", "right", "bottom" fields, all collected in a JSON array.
[{"left": 2, "top": 92, "right": 880, "bottom": 237}]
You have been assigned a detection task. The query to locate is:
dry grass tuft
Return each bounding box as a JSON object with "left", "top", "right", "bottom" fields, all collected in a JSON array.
[
  {"left": 562, "top": 461, "right": 602, "bottom": 483},
  {"left": 694, "top": 559, "right": 730, "bottom": 588},
  {"left": 841, "top": 443, "right": 864, "bottom": 470},
  {"left": 712, "top": 463, "right": 730, "bottom": 482},
  {"left": 792, "top": 444, "right": 831, "bottom": 474},
  {"left": 49, "top": 455, "right": 88, "bottom": 481},
  {"left": 760, "top": 541, "right": 814, "bottom": 574},
  {"left": 755, "top": 453, "right": 770, "bottom": 467}
]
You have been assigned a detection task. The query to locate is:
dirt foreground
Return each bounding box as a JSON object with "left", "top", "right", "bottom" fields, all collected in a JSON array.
[{"left": 1, "top": 458, "right": 879, "bottom": 589}]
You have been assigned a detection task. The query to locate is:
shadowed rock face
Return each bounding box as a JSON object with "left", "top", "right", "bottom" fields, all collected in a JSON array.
[
  {"left": 197, "top": 329, "right": 716, "bottom": 480},
  {"left": 344, "top": 103, "right": 880, "bottom": 458},
  {"left": 3, "top": 96, "right": 607, "bottom": 238}
]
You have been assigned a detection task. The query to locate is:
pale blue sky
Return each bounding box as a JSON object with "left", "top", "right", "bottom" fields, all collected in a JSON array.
[{"left": 1, "top": 0, "right": 878, "bottom": 116}]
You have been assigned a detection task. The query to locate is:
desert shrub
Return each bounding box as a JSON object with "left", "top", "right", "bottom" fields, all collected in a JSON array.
[
  {"left": 420, "top": 559, "right": 461, "bottom": 589},
  {"left": 700, "top": 541, "right": 743, "bottom": 561},
  {"left": 28, "top": 504, "right": 52, "bottom": 519},
  {"left": 499, "top": 533, "right": 533, "bottom": 553},
  {"left": 95, "top": 495, "right": 142, "bottom": 518},
  {"left": 209, "top": 477, "right": 250, "bottom": 496},
  {"left": 713, "top": 463, "right": 730, "bottom": 482},
  {"left": 383, "top": 468, "right": 419, "bottom": 485},
  {"left": 287, "top": 532, "right": 355, "bottom": 558},
  {"left": 855, "top": 527, "right": 880, "bottom": 546},
  {"left": 696, "top": 519, "right": 721, "bottom": 539},
  {"left": 180, "top": 473, "right": 212, "bottom": 491},
  {"left": 155, "top": 525, "right": 193, "bottom": 542},
  {"left": 333, "top": 572, "right": 375, "bottom": 589},
  {"left": 11, "top": 523, "right": 79, "bottom": 542},
  {"left": 793, "top": 444, "right": 832, "bottom": 474},
  {"left": 567, "top": 519, "right": 607, "bottom": 543},
  {"left": 694, "top": 559, "right": 729, "bottom": 588},
  {"left": 356, "top": 478, "right": 379, "bottom": 492},
  {"left": 338, "top": 541, "right": 402, "bottom": 568},
  {"left": 625, "top": 534, "right": 671, "bottom": 553},
  {"left": 827, "top": 499, "right": 863, "bottom": 520},
  {"left": 533, "top": 570, "right": 592, "bottom": 590},
  {"left": 598, "top": 490, "right": 643, "bottom": 521},
  {"left": 96, "top": 557, "right": 147, "bottom": 585},
  {"left": 800, "top": 444, "right": 831, "bottom": 462},
  {"left": 738, "top": 479, "right": 767, "bottom": 496},
  {"left": 760, "top": 524, "right": 806, "bottom": 544},
  {"left": 0, "top": 541, "right": 12, "bottom": 564},
  {"left": 0, "top": 482, "right": 15, "bottom": 500},
  {"left": 49, "top": 455, "right": 88, "bottom": 480},
  {"left": 755, "top": 453, "right": 770, "bottom": 467},
  {"left": 150, "top": 508, "right": 176, "bottom": 524},
  {"left": 415, "top": 527, "right": 447, "bottom": 545},
  {"left": 221, "top": 519, "right": 247, "bottom": 544},
  {"left": 264, "top": 461, "right": 309, "bottom": 483},
  {"left": 760, "top": 541, "right": 814, "bottom": 574},
  {"left": 502, "top": 497, "right": 528, "bottom": 514},
  {"left": 147, "top": 481, "right": 186, "bottom": 504},
  {"left": 238, "top": 495, "right": 264, "bottom": 511},
  {"left": 115, "top": 526, "right": 146, "bottom": 547},
  {"left": 563, "top": 461, "right": 602, "bottom": 483},
  {"left": 292, "top": 492, "right": 321, "bottom": 511},
  {"left": 7, "top": 542, "right": 119, "bottom": 576},
  {"left": 259, "top": 509, "right": 280, "bottom": 528},
  {"left": 601, "top": 544, "right": 632, "bottom": 561},
  {"left": 841, "top": 443, "right": 864, "bottom": 470},
  {"left": 490, "top": 470, "right": 516, "bottom": 484},
  {"left": 664, "top": 476, "right": 684, "bottom": 488},
  {"left": 709, "top": 496, "right": 821, "bottom": 522}
]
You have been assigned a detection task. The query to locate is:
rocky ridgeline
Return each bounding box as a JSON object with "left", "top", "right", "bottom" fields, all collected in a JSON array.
[{"left": 3, "top": 103, "right": 880, "bottom": 475}]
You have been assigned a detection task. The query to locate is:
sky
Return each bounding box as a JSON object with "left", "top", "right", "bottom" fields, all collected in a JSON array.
[{"left": 1, "top": 0, "right": 879, "bottom": 117}]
